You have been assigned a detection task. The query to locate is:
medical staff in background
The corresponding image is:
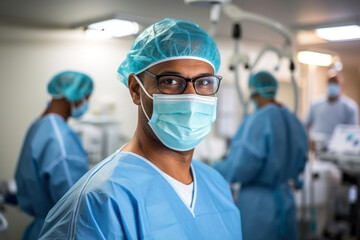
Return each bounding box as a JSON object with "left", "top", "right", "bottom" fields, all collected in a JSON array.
[
  {"left": 14, "top": 71, "right": 94, "bottom": 240},
  {"left": 39, "top": 18, "right": 242, "bottom": 239},
  {"left": 306, "top": 72, "right": 359, "bottom": 152},
  {"left": 214, "top": 71, "right": 308, "bottom": 240}
]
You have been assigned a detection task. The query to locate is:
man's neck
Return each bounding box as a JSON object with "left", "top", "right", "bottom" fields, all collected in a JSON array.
[
  {"left": 42, "top": 98, "right": 70, "bottom": 121},
  {"left": 328, "top": 95, "right": 340, "bottom": 103},
  {"left": 258, "top": 98, "right": 280, "bottom": 108},
  {"left": 123, "top": 129, "right": 194, "bottom": 184}
]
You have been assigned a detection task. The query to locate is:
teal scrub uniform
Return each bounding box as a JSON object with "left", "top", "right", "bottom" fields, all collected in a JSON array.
[
  {"left": 215, "top": 104, "right": 308, "bottom": 240},
  {"left": 15, "top": 114, "right": 89, "bottom": 240}
]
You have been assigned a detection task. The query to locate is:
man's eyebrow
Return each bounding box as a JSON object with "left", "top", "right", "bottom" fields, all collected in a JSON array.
[
  {"left": 156, "top": 71, "right": 213, "bottom": 77},
  {"left": 157, "top": 71, "right": 182, "bottom": 75}
]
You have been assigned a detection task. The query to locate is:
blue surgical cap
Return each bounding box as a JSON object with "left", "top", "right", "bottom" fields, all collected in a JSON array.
[
  {"left": 47, "top": 71, "right": 94, "bottom": 101},
  {"left": 117, "top": 18, "right": 221, "bottom": 87},
  {"left": 249, "top": 71, "right": 278, "bottom": 99}
]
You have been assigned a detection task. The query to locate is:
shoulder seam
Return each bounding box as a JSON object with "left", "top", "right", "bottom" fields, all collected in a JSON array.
[{"left": 49, "top": 116, "right": 66, "bottom": 157}]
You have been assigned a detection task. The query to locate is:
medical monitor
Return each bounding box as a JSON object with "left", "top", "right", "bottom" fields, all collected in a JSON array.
[{"left": 328, "top": 124, "right": 360, "bottom": 155}]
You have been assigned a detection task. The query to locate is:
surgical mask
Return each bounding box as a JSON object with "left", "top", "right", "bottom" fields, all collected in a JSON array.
[
  {"left": 327, "top": 83, "right": 340, "bottom": 97},
  {"left": 71, "top": 99, "right": 89, "bottom": 118},
  {"left": 134, "top": 75, "right": 217, "bottom": 151}
]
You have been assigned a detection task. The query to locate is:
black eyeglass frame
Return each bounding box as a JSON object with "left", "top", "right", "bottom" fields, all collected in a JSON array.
[{"left": 144, "top": 70, "right": 222, "bottom": 96}]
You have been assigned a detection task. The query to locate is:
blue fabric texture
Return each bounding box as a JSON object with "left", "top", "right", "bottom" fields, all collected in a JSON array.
[
  {"left": 214, "top": 104, "right": 308, "bottom": 240},
  {"left": 117, "top": 18, "right": 221, "bottom": 87},
  {"left": 249, "top": 71, "right": 278, "bottom": 99},
  {"left": 39, "top": 152, "right": 242, "bottom": 240},
  {"left": 47, "top": 71, "right": 94, "bottom": 101},
  {"left": 15, "top": 114, "right": 89, "bottom": 240}
]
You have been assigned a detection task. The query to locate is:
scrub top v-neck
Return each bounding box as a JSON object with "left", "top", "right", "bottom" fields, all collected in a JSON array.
[{"left": 40, "top": 151, "right": 242, "bottom": 240}]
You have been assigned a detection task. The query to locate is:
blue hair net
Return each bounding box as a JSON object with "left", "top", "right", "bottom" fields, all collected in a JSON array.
[
  {"left": 47, "top": 71, "right": 94, "bottom": 101},
  {"left": 249, "top": 71, "right": 278, "bottom": 99},
  {"left": 117, "top": 18, "right": 221, "bottom": 87}
]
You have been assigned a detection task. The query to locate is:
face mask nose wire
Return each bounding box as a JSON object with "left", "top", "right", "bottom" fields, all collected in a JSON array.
[{"left": 133, "top": 74, "right": 152, "bottom": 121}]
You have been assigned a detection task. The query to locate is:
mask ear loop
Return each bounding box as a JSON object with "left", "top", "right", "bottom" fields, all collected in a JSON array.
[
  {"left": 70, "top": 101, "right": 76, "bottom": 111},
  {"left": 132, "top": 74, "right": 153, "bottom": 99},
  {"left": 132, "top": 74, "right": 153, "bottom": 121}
]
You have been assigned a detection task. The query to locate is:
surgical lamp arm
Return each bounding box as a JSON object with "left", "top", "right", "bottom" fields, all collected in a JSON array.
[
  {"left": 206, "top": 1, "right": 298, "bottom": 114},
  {"left": 249, "top": 45, "right": 282, "bottom": 72},
  {"left": 208, "top": 3, "right": 223, "bottom": 36},
  {"left": 230, "top": 23, "right": 247, "bottom": 111},
  {"left": 248, "top": 45, "right": 299, "bottom": 114},
  {"left": 222, "top": 3, "right": 292, "bottom": 45},
  {"left": 249, "top": 45, "right": 293, "bottom": 72},
  {"left": 0, "top": 212, "right": 8, "bottom": 234}
]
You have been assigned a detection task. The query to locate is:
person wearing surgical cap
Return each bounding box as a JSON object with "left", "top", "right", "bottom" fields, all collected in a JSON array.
[
  {"left": 15, "top": 70, "right": 94, "bottom": 240},
  {"left": 214, "top": 71, "right": 308, "bottom": 240},
  {"left": 39, "top": 18, "right": 242, "bottom": 239}
]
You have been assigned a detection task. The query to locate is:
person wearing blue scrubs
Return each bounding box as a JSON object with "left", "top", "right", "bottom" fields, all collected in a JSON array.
[
  {"left": 15, "top": 71, "right": 94, "bottom": 240},
  {"left": 214, "top": 71, "right": 308, "bottom": 240},
  {"left": 39, "top": 18, "right": 242, "bottom": 240},
  {"left": 306, "top": 73, "right": 359, "bottom": 151}
]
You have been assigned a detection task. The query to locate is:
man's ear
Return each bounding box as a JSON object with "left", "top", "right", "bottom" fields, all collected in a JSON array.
[{"left": 128, "top": 74, "right": 141, "bottom": 105}]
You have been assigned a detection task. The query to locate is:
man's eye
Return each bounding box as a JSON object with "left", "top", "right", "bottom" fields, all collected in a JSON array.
[
  {"left": 163, "top": 78, "right": 180, "bottom": 85},
  {"left": 160, "top": 77, "right": 184, "bottom": 85},
  {"left": 196, "top": 78, "right": 211, "bottom": 85}
]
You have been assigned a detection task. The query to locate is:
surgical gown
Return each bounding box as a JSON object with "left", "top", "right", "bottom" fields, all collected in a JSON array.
[
  {"left": 39, "top": 151, "right": 242, "bottom": 240},
  {"left": 15, "top": 114, "right": 89, "bottom": 240},
  {"left": 215, "top": 104, "right": 308, "bottom": 240}
]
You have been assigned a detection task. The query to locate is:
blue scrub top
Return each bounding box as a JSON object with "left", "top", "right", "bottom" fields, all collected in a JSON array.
[
  {"left": 215, "top": 104, "right": 308, "bottom": 240},
  {"left": 39, "top": 151, "right": 242, "bottom": 240},
  {"left": 15, "top": 114, "right": 89, "bottom": 240}
]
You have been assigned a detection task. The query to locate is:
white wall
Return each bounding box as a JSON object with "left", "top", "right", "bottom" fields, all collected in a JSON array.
[
  {"left": 0, "top": 25, "right": 138, "bottom": 180},
  {"left": 0, "top": 26, "right": 138, "bottom": 239}
]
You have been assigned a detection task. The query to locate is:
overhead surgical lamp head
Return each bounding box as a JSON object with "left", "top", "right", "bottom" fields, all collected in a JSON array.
[
  {"left": 184, "top": 0, "right": 231, "bottom": 6},
  {"left": 185, "top": 0, "right": 231, "bottom": 29}
]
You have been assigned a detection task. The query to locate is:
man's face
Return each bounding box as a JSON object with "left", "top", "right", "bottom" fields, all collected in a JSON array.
[
  {"left": 143, "top": 59, "right": 215, "bottom": 96},
  {"left": 143, "top": 58, "right": 214, "bottom": 118},
  {"left": 327, "top": 75, "right": 342, "bottom": 97},
  {"left": 128, "top": 58, "right": 215, "bottom": 146}
]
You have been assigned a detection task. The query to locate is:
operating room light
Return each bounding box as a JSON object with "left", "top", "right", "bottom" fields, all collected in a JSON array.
[
  {"left": 315, "top": 25, "right": 360, "bottom": 41},
  {"left": 85, "top": 19, "right": 140, "bottom": 38},
  {"left": 297, "top": 51, "right": 333, "bottom": 66}
]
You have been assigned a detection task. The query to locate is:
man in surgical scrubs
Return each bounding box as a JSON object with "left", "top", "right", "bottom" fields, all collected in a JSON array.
[
  {"left": 15, "top": 71, "right": 94, "bottom": 240},
  {"left": 39, "top": 18, "right": 242, "bottom": 240},
  {"left": 306, "top": 72, "right": 359, "bottom": 151},
  {"left": 214, "top": 71, "right": 308, "bottom": 240}
]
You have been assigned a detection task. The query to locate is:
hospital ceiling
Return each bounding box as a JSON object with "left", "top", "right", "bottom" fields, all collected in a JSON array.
[{"left": 0, "top": 0, "right": 360, "bottom": 68}]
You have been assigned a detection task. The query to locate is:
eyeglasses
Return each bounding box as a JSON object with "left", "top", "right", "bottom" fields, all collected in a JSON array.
[{"left": 144, "top": 70, "right": 222, "bottom": 96}]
